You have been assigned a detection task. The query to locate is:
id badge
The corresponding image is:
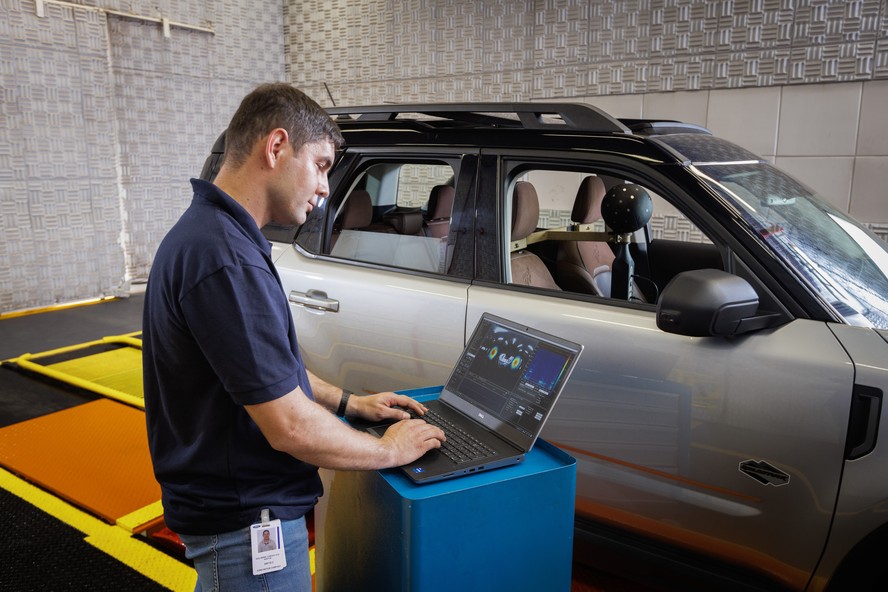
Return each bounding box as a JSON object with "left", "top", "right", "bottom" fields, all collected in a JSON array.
[{"left": 251, "top": 510, "right": 286, "bottom": 576}]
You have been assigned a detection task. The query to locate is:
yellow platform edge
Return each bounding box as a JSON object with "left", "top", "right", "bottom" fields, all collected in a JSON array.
[
  {"left": 11, "top": 333, "right": 145, "bottom": 409},
  {"left": 116, "top": 500, "right": 165, "bottom": 533}
]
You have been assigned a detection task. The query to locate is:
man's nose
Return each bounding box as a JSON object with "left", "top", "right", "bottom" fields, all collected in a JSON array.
[{"left": 317, "top": 174, "right": 330, "bottom": 198}]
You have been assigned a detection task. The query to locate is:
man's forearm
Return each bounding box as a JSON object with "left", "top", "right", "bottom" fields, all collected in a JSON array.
[{"left": 306, "top": 370, "right": 347, "bottom": 413}]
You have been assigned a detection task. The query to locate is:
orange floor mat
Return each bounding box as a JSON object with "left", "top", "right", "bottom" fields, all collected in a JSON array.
[{"left": 0, "top": 398, "right": 160, "bottom": 524}]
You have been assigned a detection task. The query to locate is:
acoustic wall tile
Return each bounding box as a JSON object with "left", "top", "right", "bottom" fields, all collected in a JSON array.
[
  {"left": 479, "top": 0, "right": 534, "bottom": 73},
  {"left": 588, "top": 0, "right": 652, "bottom": 63},
  {"left": 875, "top": 37, "right": 888, "bottom": 78},
  {"left": 9, "top": 178, "right": 125, "bottom": 306},
  {"left": 212, "top": 0, "right": 285, "bottom": 83},
  {"left": 108, "top": 18, "right": 197, "bottom": 76},
  {"left": 533, "top": 0, "right": 589, "bottom": 68},
  {"left": 712, "top": 48, "right": 793, "bottom": 88},
  {"left": 647, "top": 0, "right": 720, "bottom": 58},
  {"left": 726, "top": 0, "right": 795, "bottom": 51},
  {"left": 113, "top": 71, "right": 214, "bottom": 185},
  {"left": 777, "top": 83, "right": 862, "bottom": 156},
  {"left": 643, "top": 53, "right": 716, "bottom": 93},
  {"left": 1, "top": 0, "right": 82, "bottom": 52},
  {"left": 791, "top": 0, "right": 883, "bottom": 46},
  {"left": 532, "top": 65, "right": 586, "bottom": 99},
  {"left": 342, "top": 1, "right": 393, "bottom": 82}
]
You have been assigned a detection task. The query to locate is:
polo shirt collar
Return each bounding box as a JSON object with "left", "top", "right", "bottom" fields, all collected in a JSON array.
[{"left": 190, "top": 178, "right": 270, "bottom": 254}]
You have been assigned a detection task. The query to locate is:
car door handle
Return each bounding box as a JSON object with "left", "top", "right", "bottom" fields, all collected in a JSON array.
[{"left": 288, "top": 289, "right": 340, "bottom": 313}]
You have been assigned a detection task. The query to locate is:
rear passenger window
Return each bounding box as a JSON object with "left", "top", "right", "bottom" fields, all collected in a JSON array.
[{"left": 327, "top": 161, "right": 456, "bottom": 274}]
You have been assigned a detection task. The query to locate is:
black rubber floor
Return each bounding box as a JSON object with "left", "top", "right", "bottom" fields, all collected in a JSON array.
[
  {"left": 0, "top": 364, "right": 97, "bottom": 428},
  {"left": 0, "top": 488, "right": 167, "bottom": 592},
  {"left": 0, "top": 294, "right": 144, "bottom": 361}
]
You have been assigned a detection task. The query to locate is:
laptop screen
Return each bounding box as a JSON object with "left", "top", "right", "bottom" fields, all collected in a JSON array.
[{"left": 441, "top": 313, "right": 582, "bottom": 449}]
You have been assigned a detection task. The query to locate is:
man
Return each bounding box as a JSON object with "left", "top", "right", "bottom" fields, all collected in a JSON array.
[
  {"left": 142, "top": 83, "right": 445, "bottom": 591},
  {"left": 257, "top": 530, "right": 276, "bottom": 553}
]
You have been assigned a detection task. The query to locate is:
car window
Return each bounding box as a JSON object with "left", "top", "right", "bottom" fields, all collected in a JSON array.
[
  {"left": 697, "top": 162, "right": 888, "bottom": 328},
  {"left": 506, "top": 166, "right": 721, "bottom": 303},
  {"left": 326, "top": 161, "right": 456, "bottom": 275}
]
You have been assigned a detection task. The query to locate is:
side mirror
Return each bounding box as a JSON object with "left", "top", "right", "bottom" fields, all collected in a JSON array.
[{"left": 657, "top": 269, "right": 775, "bottom": 337}]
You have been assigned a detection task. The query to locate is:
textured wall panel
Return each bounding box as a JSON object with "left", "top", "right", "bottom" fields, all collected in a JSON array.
[
  {"left": 110, "top": 2, "right": 285, "bottom": 282},
  {"left": 288, "top": 0, "right": 888, "bottom": 101},
  {"left": 533, "top": 0, "right": 589, "bottom": 68},
  {"left": 1, "top": 0, "right": 284, "bottom": 312},
  {"left": 0, "top": 12, "right": 124, "bottom": 314}
]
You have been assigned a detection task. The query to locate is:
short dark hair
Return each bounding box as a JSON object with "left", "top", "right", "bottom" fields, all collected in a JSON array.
[{"left": 223, "top": 83, "right": 344, "bottom": 168}]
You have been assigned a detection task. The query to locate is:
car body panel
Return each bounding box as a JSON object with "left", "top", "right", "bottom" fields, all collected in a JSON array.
[
  {"left": 276, "top": 245, "right": 468, "bottom": 392},
  {"left": 809, "top": 324, "right": 888, "bottom": 591},
  {"left": 463, "top": 284, "right": 853, "bottom": 590}
]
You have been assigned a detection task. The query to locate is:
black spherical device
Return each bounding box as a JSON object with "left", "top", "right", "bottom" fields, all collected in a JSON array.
[{"left": 601, "top": 184, "right": 653, "bottom": 234}]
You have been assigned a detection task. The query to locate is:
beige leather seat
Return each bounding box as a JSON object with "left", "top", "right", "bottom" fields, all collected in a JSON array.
[
  {"left": 557, "top": 176, "right": 647, "bottom": 300},
  {"left": 510, "top": 181, "right": 560, "bottom": 290},
  {"left": 331, "top": 190, "right": 374, "bottom": 249},
  {"left": 556, "top": 176, "right": 616, "bottom": 296}
]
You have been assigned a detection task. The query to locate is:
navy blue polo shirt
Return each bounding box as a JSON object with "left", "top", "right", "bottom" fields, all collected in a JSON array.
[{"left": 142, "top": 179, "right": 321, "bottom": 536}]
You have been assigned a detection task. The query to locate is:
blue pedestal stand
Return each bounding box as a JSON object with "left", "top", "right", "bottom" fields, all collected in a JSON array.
[{"left": 315, "top": 387, "right": 577, "bottom": 592}]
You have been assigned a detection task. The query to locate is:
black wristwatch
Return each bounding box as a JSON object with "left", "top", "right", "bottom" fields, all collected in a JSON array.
[{"left": 336, "top": 389, "right": 352, "bottom": 417}]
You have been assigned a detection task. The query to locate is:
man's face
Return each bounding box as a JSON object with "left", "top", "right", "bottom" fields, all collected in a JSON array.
[
  {"left": 269, "top": 138, "right": 335, "bottom": 226},
  {"left": 262, "top": 531, "right": 270, "bottom": 542}
]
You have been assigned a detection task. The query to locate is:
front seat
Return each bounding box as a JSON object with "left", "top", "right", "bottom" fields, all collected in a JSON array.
[
  {"left": 509, "top": 182, "right": 561, "bottom": 290},
  {"left": 331, "top": 190, "right": 373, "bottom": 249},
  {"left": 556, "top": 176, "right": 617, "bottom": 296}
]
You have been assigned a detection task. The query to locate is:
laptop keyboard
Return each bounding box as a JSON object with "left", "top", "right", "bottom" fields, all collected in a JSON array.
[{"left": 420, "top": 408, "right": 497, "bottom": 464}]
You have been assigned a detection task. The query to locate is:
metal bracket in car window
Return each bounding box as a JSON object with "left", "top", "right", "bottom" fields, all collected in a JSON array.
[{"left": 508, "top": 226, "right": 629, "bottom": 253}]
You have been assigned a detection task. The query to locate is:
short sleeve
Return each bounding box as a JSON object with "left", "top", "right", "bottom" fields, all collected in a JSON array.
[{"left": 181, "top": 264, "right": 304, "bottom": 405}]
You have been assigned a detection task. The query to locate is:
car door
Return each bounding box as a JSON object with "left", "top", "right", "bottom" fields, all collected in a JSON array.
[
  {"left": 465, "top": 152, "right": 855, "bottom": 590},
  {"left": 276, "top": 150, "right": 477, "bottom": 394}
]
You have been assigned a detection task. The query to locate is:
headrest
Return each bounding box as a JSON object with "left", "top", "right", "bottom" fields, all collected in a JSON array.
[
  {"left": 340, "top": 190, "right": 372, "bottom": 229},
  {"left": 384, "top": 210, "right": 424, "bottom": 235},
  {"left": 571, "top": 176, "right": 607, "bottom": 224},
  {"left": 511, "top": 181, "right": 540, "bottom": 242},
  {"left": 427, "top": 185, "right": 455, "bottom": 220}
]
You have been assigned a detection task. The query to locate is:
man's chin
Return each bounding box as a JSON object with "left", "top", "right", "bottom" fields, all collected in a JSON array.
[{"left": 269, "top": 213, "right": 306, "bottom": 227}]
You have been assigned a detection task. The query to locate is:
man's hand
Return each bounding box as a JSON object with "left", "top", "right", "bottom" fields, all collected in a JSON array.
[
  {"left": 379, "top": 418, "right": 446, "bottom": 467},
  {"left": 347, "top": 391, "right": 430, "bottom": 422}
]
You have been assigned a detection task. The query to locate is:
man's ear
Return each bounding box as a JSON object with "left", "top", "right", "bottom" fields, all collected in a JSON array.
[{"left": 264, "top": 128, "right": 289, "bottom": 169}]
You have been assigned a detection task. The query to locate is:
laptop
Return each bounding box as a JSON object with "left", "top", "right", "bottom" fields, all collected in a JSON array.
[{"left": 363, "top": 312, "right": 583, "bottom": 484}]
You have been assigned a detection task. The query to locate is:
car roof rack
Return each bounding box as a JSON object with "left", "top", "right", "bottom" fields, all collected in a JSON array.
[
  {"left": 326, "top": 103, "right": 631, "bottom": 134},
  {"left": 619, "top": 119, "right": 712, "bottom": 136}
]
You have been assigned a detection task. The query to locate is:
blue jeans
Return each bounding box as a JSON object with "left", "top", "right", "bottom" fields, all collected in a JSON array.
[{"left": 179, "top": 516, "right": 311, "bottom": 592}]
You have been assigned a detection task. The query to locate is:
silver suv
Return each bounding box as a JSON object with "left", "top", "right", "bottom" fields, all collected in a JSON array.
[{"left": 205, "top": 104, "right": 888, "bottom": 591}]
